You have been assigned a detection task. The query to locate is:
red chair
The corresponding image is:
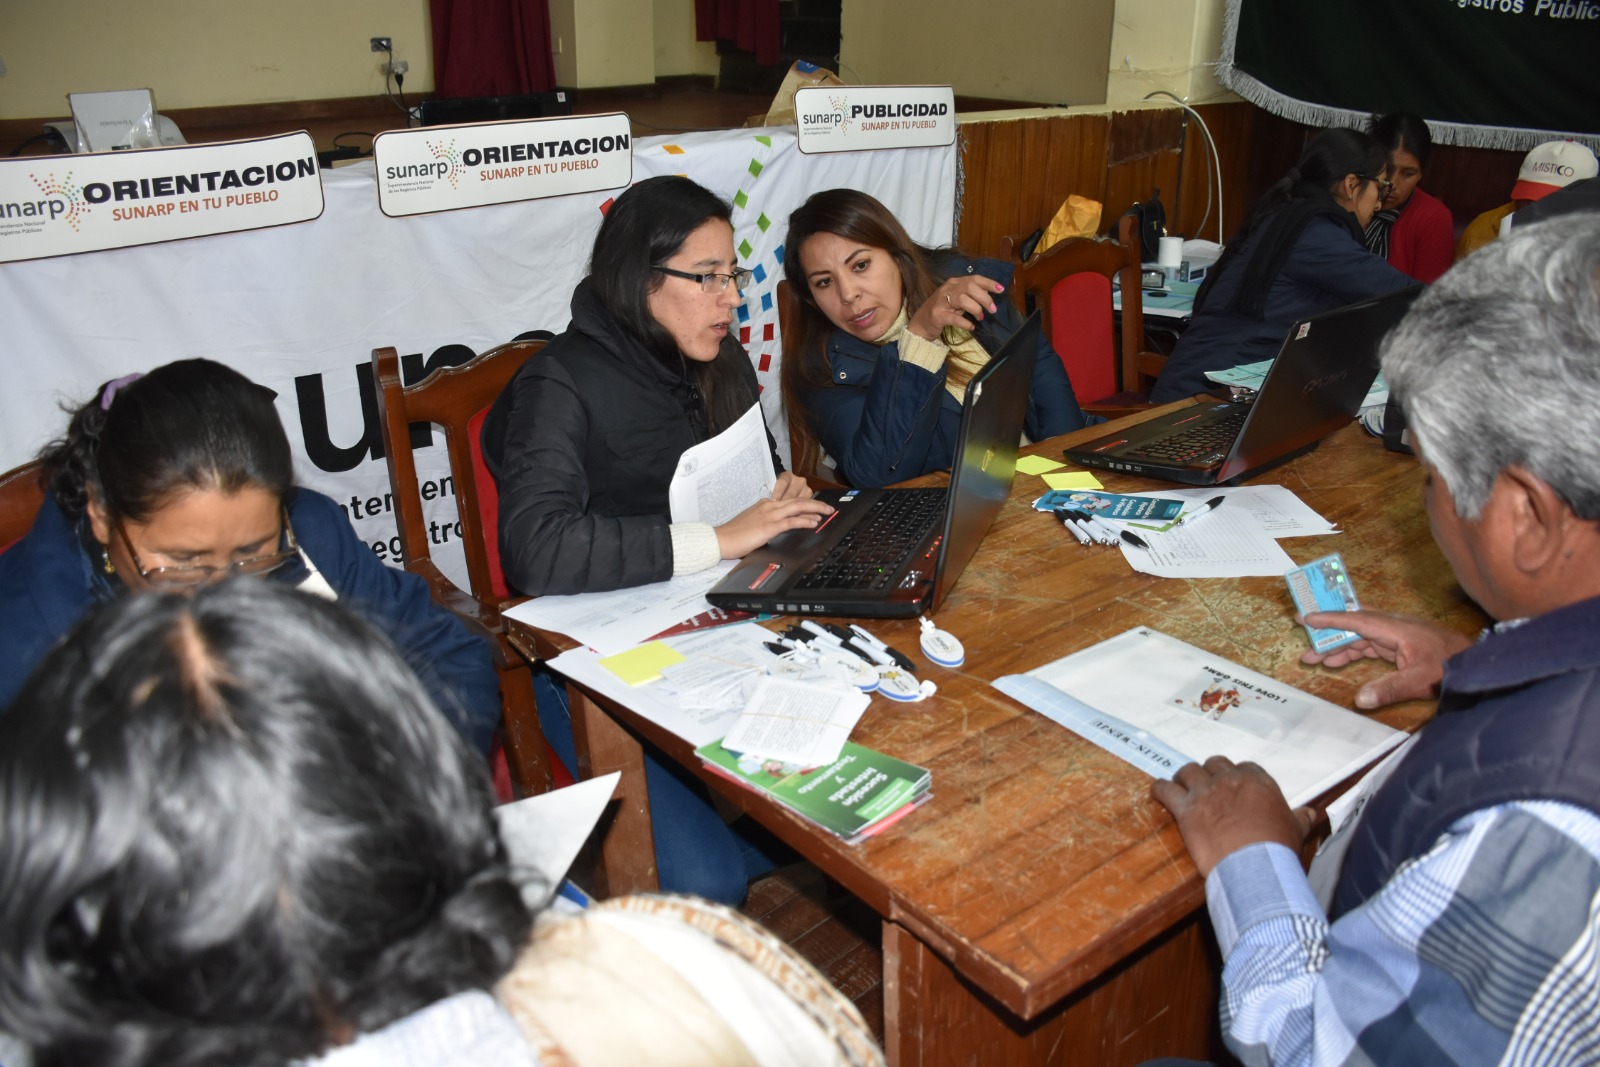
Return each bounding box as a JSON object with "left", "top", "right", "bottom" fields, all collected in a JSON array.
[
  {"left": 372, "top": 341, "right": 571, "bottom": 798},
  {"left": 0, "top": 460, "right": 46, "bottom": 555},
  {"left": 1000, "top": 213, "right": 1167, "bottom": 411}
]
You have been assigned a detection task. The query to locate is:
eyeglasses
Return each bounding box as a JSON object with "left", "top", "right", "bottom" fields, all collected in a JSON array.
[
  {"left": 114, "top": 508, "right": 300, "bottom": 588},
  {"left": 1357, "top": 174, "right": 1396, "bottom": 199},
  {"left": 652, "top": 265, "right": 753, "bottom": 293}
]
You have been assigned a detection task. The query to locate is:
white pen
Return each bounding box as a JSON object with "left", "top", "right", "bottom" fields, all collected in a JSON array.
[
  {"left": 1055, "top": 508, "right": 1092, "bottom": 544},
  {"left": 1175, "top": 495, "right": 1226, "bottom": 527},
  {"left": 1066, "top": 509, "right": 1116, "bottom": 545},
  {"left": 1085, "top": 513, "right": 1150, "bottom": 550}
]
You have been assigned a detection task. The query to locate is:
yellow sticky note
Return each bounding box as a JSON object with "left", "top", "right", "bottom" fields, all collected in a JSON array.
[
  {"left": 1042, "top": 471, "right": 1105, "bottom": 490},
  {"left": 1015, "top": 455, "right": 1065, "bottom": 475},
  {"left": 599, "top": 642, "right": 686, "bottom": 686}
]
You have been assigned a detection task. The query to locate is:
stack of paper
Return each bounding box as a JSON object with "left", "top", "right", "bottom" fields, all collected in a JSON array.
[{"left": 696, "top": 739, "right": 931, "bottom": 844}]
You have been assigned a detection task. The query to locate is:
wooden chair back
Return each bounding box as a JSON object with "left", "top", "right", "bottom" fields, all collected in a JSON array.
[
  {"left": 1001, "top": 213, "right": 1167, "bottom": 406},
  {"left": 373, "top": 341, "right": 543, "bottom": 606},
  {"left": 371, "top": 340, "right": 557, "bottom": 796},
  {"left": 0, "top": 460, "right": 46, "bottom": 553}
]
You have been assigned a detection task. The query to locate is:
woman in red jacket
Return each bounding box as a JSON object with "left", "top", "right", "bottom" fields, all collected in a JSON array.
[{"left": 1364, "top": 113, "right": 1455, "bottom": 284}]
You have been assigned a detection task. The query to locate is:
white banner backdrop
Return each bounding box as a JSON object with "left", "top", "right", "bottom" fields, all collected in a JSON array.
[{"left": 0, "top": 126, "right": 956, "bottom": 586}]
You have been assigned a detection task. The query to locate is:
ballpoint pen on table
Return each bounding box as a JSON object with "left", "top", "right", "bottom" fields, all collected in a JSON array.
[
  {"left": 847, "top": 624, "right": 917, "bottom": 673},
  {"left": 1054, "top": 508, "right": 1093, "bottom": 545},
  {"left": 1057, "top": 509, "right": 1109, "bottom": 545},
  {"left": 1086, "top": 514, "right": 1150, "bottom": 550},
  {"left": 1175, "top": 495, "right": 1226, "bottom": 527},
  {"left": 1070, "top": 509, "right": 1150, "bottom": 550}
]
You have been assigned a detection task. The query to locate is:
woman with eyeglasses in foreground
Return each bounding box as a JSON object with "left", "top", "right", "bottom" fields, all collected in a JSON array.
[
  {"left": 1150, "top": 127, "right": 1419, "bottom": 404},
  {"left": 482, "top": 174, "right": 829, "bottom": 600},
  {"left": 0, "top": 581, "right": 882, "bottom": 1067},
  {"left": 482, "top": 175, "right": 827, "bottom": 906},
  {"left": 0, "top": 359, "right": 500, "bottom": 753}
]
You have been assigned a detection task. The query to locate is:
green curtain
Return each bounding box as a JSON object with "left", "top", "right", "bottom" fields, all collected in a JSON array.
[{"left": 1218, "top": 0, "right": 1600, "bottom": 151}]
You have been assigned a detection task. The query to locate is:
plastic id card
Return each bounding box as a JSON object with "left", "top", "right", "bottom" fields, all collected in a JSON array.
[{"left": 1285, "top": 553, "right": 1361, "bottom": 654}]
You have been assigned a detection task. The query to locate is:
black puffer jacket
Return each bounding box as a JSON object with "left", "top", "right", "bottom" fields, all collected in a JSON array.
[{"left": 481, "top": 279, "right": 768, "bottom": 595}]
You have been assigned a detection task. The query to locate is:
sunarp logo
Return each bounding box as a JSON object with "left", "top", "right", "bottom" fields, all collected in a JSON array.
[
  {"left": 16, "top": 172, "right": 88, "bottom": 232},
  {"left": 827, "top": 94, "right": 852, "bottom": 134},
  {"left": 425, "top": 139, "right": 466, "bottom": 189}
]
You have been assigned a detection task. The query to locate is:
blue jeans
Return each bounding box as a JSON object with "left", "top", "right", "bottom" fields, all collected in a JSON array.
[{"left": 532, "top": 668, "right": 784, "bottom": 905}]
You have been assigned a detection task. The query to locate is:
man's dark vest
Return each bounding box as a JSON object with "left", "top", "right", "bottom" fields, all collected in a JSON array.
[{"left": 1333, "top": 596, "right": 1600, "bottom": 918}]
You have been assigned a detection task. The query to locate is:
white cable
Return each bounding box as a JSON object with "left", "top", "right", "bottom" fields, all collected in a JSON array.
[{"left": 1143, "top": 90, "right": 1225, "bottom": 244}]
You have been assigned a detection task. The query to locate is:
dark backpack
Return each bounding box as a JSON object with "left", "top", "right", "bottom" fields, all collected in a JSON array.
[{"left": 1125, "top": 191, "right": 1167, "bottom": 262}]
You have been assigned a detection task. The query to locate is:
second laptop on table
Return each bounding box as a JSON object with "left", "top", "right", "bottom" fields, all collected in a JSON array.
[
  {"left": 707, "top": 313, "right": 1041, "bottom": 619},
  {"left": 1063, "top": 286, "right": 1423, "bottom": 486}
]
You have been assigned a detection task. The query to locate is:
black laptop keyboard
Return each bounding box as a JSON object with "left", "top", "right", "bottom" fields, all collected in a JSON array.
[
  {"left": 1126, "top": 410, "right": 1248, "bottom": 464},
  {"left": 793, "top": 488, "right": 947, "bottom": 591}
]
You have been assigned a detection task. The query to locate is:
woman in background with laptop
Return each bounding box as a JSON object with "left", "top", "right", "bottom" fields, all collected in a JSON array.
[
  {"left": 779, "top": 189, "right": 1097, "bottom": 488},
  {"left": 1150, "top": 128, "right": 1417, "bottom": 404},
  {"left": 482, "top": 175, "right": 827, "bottom": 905}
]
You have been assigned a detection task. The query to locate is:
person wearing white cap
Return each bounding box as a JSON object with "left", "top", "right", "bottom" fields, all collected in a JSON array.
[{"left": 1456, "top": 139, "right": 1598, "bottom": 260}]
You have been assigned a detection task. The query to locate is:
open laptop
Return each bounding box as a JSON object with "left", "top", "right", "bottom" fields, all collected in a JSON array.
[
  {"left": 707, "top": 314, "right": 1040, "bottom": 619},
  {"left": 1063, "top": 286, "right": 1423, "bottom": 486}
]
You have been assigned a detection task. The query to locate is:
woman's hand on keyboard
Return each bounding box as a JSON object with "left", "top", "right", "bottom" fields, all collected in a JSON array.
[{"left": 715, "top": 492, "right": 834, "bottom": 559}]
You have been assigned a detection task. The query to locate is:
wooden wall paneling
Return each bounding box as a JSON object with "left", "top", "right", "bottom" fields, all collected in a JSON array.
[
  {"left": 1423, "top": 142, "right": 1525, "bottom": 230},
  {"left": 1102, "top": 107, "right": 1184, "bottom": 229},
  {"left": 1172, "top": 102, "right": 1304, "bottom": 244},
  {"left": 957, "top": 112, "right": 1112, "bottom": 258}
]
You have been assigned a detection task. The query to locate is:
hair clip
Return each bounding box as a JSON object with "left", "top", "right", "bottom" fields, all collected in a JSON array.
[{"left": 99, "top": 373, "right": 144, "bottom": 411}]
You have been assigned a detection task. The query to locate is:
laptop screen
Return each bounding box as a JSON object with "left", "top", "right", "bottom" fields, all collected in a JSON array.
[{"left": 930, "top": 313, "right": 1040, "bottom": 609}]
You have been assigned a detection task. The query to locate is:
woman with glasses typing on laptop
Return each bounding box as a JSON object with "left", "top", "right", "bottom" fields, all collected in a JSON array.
[
  {"left": 779, "top": 188, "right": 1097, "bottom": 488},
  {"left": 1150, "top": 128, "right": 1417, "bottom": 404},
  {"left": 482, "top": 175, "right": 829, "bottom": 600},
  {"left": 481, "top": 175, "right": 828, "bottom": 905},
  {"left": 0, "top": 359, "right": 500, "bottom": 754}
]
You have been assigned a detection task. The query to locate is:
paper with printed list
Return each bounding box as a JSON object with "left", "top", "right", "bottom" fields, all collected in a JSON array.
[
  {"left": 993, "top": 627, "right": 1403, "bottom": 808},
  {"left": 669, "top": 402, "right": 775, "bottom": 525},
  {"left": 721, "top": 674, "right": 871, "bottom": 767}
]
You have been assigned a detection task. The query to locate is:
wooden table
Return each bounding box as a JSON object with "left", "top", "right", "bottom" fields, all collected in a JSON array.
[{"left": 507, "top": 404, "right": 1487, "bottom": 1065}]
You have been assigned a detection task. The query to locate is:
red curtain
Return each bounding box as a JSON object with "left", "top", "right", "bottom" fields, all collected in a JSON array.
[
  {"left": 695, "top": 0, "right": 780, "bottom": 66},
  {"left": 431, "top": 0, "right": 557, "bottom": 98}
]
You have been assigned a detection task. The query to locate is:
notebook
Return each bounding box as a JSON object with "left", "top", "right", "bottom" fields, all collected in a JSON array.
[
  {"left": 706, "top": 314, "right": 1040, "bottom": 619},
  {"left": 1062, "top": 286, "right": 1423, "bottom": 486}
]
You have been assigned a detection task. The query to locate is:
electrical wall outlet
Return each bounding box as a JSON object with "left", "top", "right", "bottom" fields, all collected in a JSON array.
[
  {"left": 370, "top": 36, "right": 392, "bottom": 53},
  {"left": 385, "top": 59, "right": 409, "bottom": 76}
]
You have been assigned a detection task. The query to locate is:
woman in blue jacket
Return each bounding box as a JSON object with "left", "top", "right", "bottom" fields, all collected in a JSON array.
[
  {"left": 1150, "top": 128, "right": 1417, "bottom": 404},
  {"left": 0, "top": 359, "right": 501, "bottom": 752},
  {"left": 780, "top": 189, "right": 1096, "bottom": 487}
]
